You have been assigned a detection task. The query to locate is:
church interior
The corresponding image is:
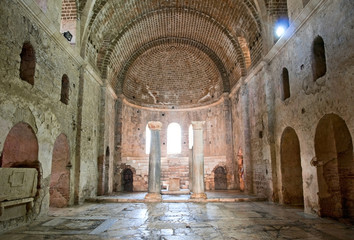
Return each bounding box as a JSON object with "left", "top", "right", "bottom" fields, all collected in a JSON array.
[{"left": 0, "top": 0, "right": 353, "bottom": 238}]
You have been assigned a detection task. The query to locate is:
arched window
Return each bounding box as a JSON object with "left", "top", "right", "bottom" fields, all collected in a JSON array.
[
  {"left": 189, "top": 124, "right": 193, "bottom": 149},
  {"left": 60, "top": 74, "right": 70, "bottom": 104},
  {"left": 20, "top": 42, "right": 36, "bottom": 85},
  {"left": 281, "top": 67, "right": 290, "bottom": 100},
  {"left": 145, "top": 124, "right": 151, "bottom": 154},
  {"left": 167, "top": 123, "right": 181, "bottom": 154},
  {"left": 270, "top": 0, "right": 289, "bottom": 40},
  {"left": 61, "top": 0, "right": 77, "bottom": 43},
  {"left": 312, "top": 36, "right": 327, "bottom": 81}
]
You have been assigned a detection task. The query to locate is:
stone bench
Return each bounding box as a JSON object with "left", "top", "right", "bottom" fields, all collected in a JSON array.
[{"left": 0, "top": 168, "right": 38, "bottom": 221}]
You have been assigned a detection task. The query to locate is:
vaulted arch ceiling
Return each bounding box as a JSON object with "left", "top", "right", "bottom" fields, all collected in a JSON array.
[{"left": 80, "top": 0, "right": 271, "bottom": 107}]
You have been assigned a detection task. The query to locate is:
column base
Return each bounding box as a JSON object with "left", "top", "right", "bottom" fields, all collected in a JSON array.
[
  {"left": 190, "top": 192, "right": 207, "bottom": 199},
  {"left": 144, "top": 193, "right": 162, "bottom": 202}
]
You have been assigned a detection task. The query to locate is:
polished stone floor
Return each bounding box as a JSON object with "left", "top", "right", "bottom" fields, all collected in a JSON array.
[{"left": 1, "top": 202, "right": 353, "bottom": 239}]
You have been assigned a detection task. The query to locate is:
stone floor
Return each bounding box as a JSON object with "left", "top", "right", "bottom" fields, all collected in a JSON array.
[
  {"left": 88, "top": 191, "right": 266, "bottom": 203},
  {"left": 1, "top": 202, "right": 354, "bottom": 239}
]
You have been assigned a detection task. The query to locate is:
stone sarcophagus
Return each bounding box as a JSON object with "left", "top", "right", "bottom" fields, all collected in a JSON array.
[{"left": 0, "top": 168, "right": 38, "bottom": 221}]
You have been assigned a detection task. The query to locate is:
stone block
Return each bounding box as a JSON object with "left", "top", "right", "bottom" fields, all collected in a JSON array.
[
  {"left": 0, "top": 168, "right": 38, "bottom": 202},
  {"left": 169, "top": 178, "right": 180, "bottom": 191}
]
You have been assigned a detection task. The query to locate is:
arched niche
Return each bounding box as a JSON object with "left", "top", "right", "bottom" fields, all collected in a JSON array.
[
  {"left": 1, "top": 122, "right": 39, "bottom": 170},
  {"left": 280, "top": 127, "right": 304, "bottom": 206},
  {"left": 312, "top": 36, "right": 327, "bottom": 81},
  {"left": 50, "top": 134, "right": 70, "bottom": 208},
  {"left": 315, "top": 114, "right": 354, "bottom": 219},
  {"left": 19, "top": 42, "right": 36, "bottom": 85}
]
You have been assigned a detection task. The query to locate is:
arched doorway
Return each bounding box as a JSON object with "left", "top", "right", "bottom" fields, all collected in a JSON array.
[
  {"left": 49, "top": 134, "right": 70, "bottom": 208},
  {"left": 123, "top": 168, "right": 133, "bottom": 192},
  {"left": 280, "top": 127, "right": 304, "bottom": 206},
  {"left": 214, "top": 166, "right": 227, "bottom": 190},
  {"left": 1, "top": 122, "right": 39, "bottom": 182},
  {"left": 315, "top": 114, "right": 354, "bottom": 218}
]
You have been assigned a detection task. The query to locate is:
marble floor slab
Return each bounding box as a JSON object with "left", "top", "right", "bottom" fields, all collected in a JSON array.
[{"left": 1, "top": 202, "right": 353, "bottom": 239}]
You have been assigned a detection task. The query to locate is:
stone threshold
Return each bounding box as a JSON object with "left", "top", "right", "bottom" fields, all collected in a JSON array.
[{"left": 161, "top": 189, "right": 190, "bottom": 195}]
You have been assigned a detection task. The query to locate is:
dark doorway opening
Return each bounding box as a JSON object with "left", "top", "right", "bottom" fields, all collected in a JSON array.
[
  {"left": 123, "top": 169, "right": 133, "bottom": 192},
  {"left": 214, "top": 166, "right": 227, "bottom": 190}
]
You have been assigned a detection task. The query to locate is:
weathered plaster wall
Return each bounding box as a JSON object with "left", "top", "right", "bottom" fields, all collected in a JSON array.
[
  {"left": 34, "top": 0, "right": 62, "bottom": 28},
  {"left": 76, "top": 70, "right": 101, "bottom": 202},
  {"left": 0, "top": 0, "right": 103, "bottom": 230},
  {"left": 117, "top": 96, "right": 235, "bottom": 191},
  {"left": 230, "top": 0, "right": 354, "bottom": 214},
  {"left": 0, "top": 0, "right": 78, "bottom": 230},
  {"left": 97, "top": 86, "right": 116, "bottom": 195}
]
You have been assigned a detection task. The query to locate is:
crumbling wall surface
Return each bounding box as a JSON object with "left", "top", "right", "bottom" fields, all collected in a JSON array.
[
  {"left": 118, "top": 96, "right": 235, "bottom": 191},
  {"left": 0, "top": 0, "right": 102, "bottom": 231},
  {"left": 230, "top": 0, "right": 354, "bottom": 215}
]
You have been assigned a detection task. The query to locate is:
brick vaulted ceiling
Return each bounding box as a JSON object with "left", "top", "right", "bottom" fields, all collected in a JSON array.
[{"left": 79, "top": 0, "right": 268, "bottom": 107}]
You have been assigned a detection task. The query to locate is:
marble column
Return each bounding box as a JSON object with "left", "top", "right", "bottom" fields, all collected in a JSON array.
[
  {"left": 145, "top": 121, "right": 162, "bottom": 200},
  {"left": 188, "top": 148, "right": 193, "bottom": 191},
  {"left": 191, "top": 121, "right": 207, "bottom": 199}
]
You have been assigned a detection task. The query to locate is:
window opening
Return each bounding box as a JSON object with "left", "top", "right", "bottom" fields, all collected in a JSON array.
[
  {"left": 167, "top": 123, "right": 181, "bottom": 154},
  {"left": 189, "top": 124, "right": 193, "bottom": 149},
  {"left": 146, "top": 124, "right": 151, "bottom": 154}
]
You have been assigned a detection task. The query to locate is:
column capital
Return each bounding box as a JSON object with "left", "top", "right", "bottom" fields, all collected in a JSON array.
[
  {"left": 148, "top": 121, "right": 162, "bottom": 131},
  {"left": 191, "top": 121, "right": 205, "bottom": 130}
]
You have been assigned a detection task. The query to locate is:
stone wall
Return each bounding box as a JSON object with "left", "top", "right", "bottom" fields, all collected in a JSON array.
[
  {"left": 117, "top": 96, "right": 235, "bottom": 191},
  {"left": 0, "top": 0, "right": 104, "bottom": 231},
  {"left": 230, "top": 0, "right": 354, "bottom": 214}
]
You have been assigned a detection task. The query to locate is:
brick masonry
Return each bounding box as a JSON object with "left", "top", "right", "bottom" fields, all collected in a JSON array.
[
  {"left": 0, "top": 0, "right": 353, "bottom": 233},
  {"left": 117, "top": 97, "right": 235, "bottom": 191}
]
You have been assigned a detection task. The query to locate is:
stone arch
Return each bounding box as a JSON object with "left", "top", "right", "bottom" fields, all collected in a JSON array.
[
  {"left": 315, "top": 114, "right": 354, "bottom": 218},
  {"left": 212, "top": 164, "right": 228, "bottom": 190},
  {"left": 50, "top": 134, "right": 70, "bottom": 208},
  {"left": 19, "top": 42, "right": 36, "bottom": 85},
  {"left": 280, "top": 127, "right": 304, "bottom": 206},
  {"left": 1, "top": 122, "right": 40, "bottom": 187}
]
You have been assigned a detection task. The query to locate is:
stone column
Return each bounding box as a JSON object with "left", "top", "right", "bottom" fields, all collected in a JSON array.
[
  {"left": 241, "top": 84, "right": 253, "bottom": 193},
  {"left": 145, "top": 121, "right": 162, "bottom": 201},
  {"left": 188, "top": 148, "right": 193, "bottom": 191},
  {"left": 191, "top": 121, "right": 207, "bottom": 199}
]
